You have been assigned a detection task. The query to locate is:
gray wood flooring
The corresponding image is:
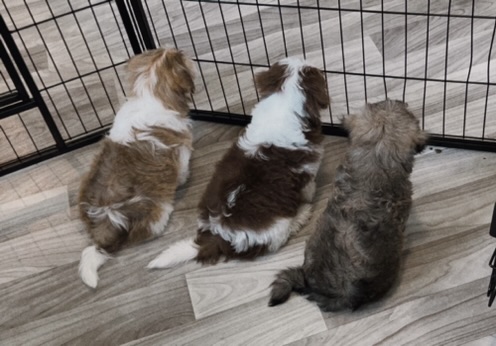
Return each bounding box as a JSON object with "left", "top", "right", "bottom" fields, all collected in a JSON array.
[
  {"left": 2, "top": 0, "right": 496, "bottom": 166},
  {"left": 0, "top": 121, "right": 495, "bottom": 345}
]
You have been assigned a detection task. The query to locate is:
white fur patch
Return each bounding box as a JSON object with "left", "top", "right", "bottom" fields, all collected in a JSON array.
[
  {"left": 149, "top": 202, "right": 174, "bottom": 236},
  {"left": 198, "top": 217, "right": 293, "bottom": 253},
  {"left": 238, "top": 58, "right": 310, "bottom": 157},
  {"left": 84, "top": 205, "right": 128, "bottom": 231},
  {"left": 147, "top": 238, "right": 199, "bottom": 269},
  {"left": 177, "top": 145, "right": 192, "bottom": 186},
  {"left": 226, "top": 184, "right": 246, "bottom": 209},
  {"left": 301, "top": 180, "right": 317, "bottom": 203},
  {"left": 79, "top": 245, "right": 110, "bottom": 288},
  {"left": 108, "top": 95, "right": 190, "bottom": 147},
  {"left": 135, "top": 132, "right": 170, "bottom": 151}
]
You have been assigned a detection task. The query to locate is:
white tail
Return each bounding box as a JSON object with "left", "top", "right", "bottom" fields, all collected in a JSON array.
[
  {"left": 79, "top": 245, "right": 110, "bottom": 288},
  {"left": 147, "top": 238, "right": 198, "bottom": 269}
]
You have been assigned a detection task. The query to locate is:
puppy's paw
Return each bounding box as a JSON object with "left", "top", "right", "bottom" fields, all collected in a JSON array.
[{"left": 147, "top": 252, "right": 175, "bottom": 269}]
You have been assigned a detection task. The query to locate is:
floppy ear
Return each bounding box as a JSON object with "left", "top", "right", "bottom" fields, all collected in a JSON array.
[
  {"left": 340, "top": 113, "right": 357, "bottom": 133},
  {"left": 414, "top": 131, "right": 428, "bottom": 154},
  {"left": 161, "top": 50, "right": 196, "bottom": 94},
  {"left": 300, "top": 66, "right": 329, "bottom": 111},
  {"left": 254, "top": 62, "right": 288, "bottom": 98}
]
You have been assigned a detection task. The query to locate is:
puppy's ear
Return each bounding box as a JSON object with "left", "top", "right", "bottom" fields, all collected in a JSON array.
[
  {"left": 254, "top": 63, "right": 288, "bottom": 98},
  {"left": 161, "top": 49, "right": 196, "bottom": 94},
  {"left": 341, "top": 113, "right": 357, "bottom": 133},
  {"left": 300, "top": 66, "right": 330, "bottom": 111},
  {"left": 414, "top": 131, "right": 428, "bottom": 154}
]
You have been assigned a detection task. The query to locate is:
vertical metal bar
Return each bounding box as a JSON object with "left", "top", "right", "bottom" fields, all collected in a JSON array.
[
  {"left": 316, "top": 0, "right": 333, "bottom": 123},
  {"left": 115, "top": 0, "right": 143, "bottom": 54},
  {"left": 218, "top": 2, "right": 246, "bottom": 115},
  {"left": 421, "top": 0, "right": 431, "bottom": 131},
  {"left": 161, "top": 1, "right": 178, "bottom": 48},
  {"left": 129, "top": 0, "right": 156, "bottom": 50},
  {"left": 337, "top": 0, "right": 349, "bottom": 114},
  {"left": 381, "top": 0, "right": 388, "bottom": 99},
  {"left": 180, "top": 1, "right": 213, "bottom": 111},
  {"left": 482, "top": 18, "right": 496, "bottom": 140},
  {"left": 462, "top": 0, "right": 475, "bottom": 138},
  {"left": 237, "top": 2, "right": 259, "bottom": 101},
  {"left": 22, "top": 0, "right": 88, "bottom": 133},
  {"left": 199, "top": 1, "right": 230, "bottom": 113},
  {"left": 442, "top": 0, "right": 453, "bottom": 136},
  {"left": 0, "top": 40, "right": 29, "bottom": 101},
  {"left": 277, "top": 0, "right": 288, "bottom": 57},
  {"left": 297, "top": 0, "right": 306, "bottom": 59},
  {"left": 403, "top": 1, "right": 408, "bottom": 101},
  {"left": 2, "top": 2, "right": 70, "bottom": 138},
  {"left": 255, "top": 0, "right": 270, "bottom": 65},
  {"left": 0, "top": 15, "right": 65, "bottom": 150},
  {"left": 359, "top": 0, "right": 367, "bottom": 102}
]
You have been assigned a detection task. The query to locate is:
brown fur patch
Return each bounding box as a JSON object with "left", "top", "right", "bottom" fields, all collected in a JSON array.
[
  {"left": 79, "top": 135, "right": 184, "bottom": 252},
  {"left": 127, "top": 48, "right": 195, "bottom": 115},
  {"left": 195, "top": 231, "right": 268, "bottom": 265},
  {"left": 299, "top": 66, "right": 329, "bottom": 144},
  {"left": 197, "top": 144, "right": 318, "bottom": 232},
  {"left": 254, "top": 62, "right": 288, "bottom": 98}
]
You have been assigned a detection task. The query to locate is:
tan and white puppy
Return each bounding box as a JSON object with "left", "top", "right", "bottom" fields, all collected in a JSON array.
[
  {"left": 78, "top": 48, "right": 195, "bottom": 288},
  {"left": 148, "top": 57, "right": 329, "bottom": 269}
]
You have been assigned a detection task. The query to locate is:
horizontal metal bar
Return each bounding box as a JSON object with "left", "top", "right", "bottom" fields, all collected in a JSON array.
[
  {"left": 185, "top": 0, "right": 496, "bottom": 20},
  {"left": 193, "top": 58, "right": 496, "bottom": 86},
  {"left": 6, "top": 0, "right": 113, "bottom": 33},
  {"left": 190, "top": 109, "right": 496, "bottom": 152},
  {"left": 0, "top": 99, "right": 37, "bottom": 119},
  {"left": 0, "top": 127, "right": 110, "bottom": 177},
  {"left": 0, "top": 91, "right": 22, "bottom": 108}
]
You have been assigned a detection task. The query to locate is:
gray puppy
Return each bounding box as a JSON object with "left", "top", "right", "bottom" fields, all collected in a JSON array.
[{"left": 269, "top": 99, "right": 427, "bottom": 311}]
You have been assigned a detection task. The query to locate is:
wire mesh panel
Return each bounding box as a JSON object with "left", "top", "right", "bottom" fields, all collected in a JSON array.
[
  {"left": 0, "top": 0, "right": 135, "bottom": 174},
  {"left": 142, "top": 0, "right": 496, "bottom": 149}
]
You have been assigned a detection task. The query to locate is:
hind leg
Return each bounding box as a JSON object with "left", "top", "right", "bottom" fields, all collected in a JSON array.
[
  {"left": 79, "top": 218, "right": 126, "bottom": 288},
  {"left": 287, "top": 203, "right": 313, "bottom": 236},
  {"left": 177, "top": 145, "right": 192, "bottom": 186},
  {"left": 148, "top": 202, "right": 174, "bottom": 237}
]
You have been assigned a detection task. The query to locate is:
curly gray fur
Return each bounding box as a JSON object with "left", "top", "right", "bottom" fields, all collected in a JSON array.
[{"left": 269, "top": 99, "right": 427, "bottom": 311}]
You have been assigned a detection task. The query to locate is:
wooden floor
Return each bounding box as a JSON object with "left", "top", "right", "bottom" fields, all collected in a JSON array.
[
  {"left": 0, "top": 121, "right": 495, "bottom": 346},
  {"left": 2, "top": 0, "right": 496, "bottom": 167}
]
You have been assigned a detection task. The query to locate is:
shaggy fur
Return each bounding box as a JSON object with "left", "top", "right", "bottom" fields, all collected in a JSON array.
[
  {"left": 78, "top": 48, "right": 195, "bottom": 288},
  {"left": 269, "top": 99, "right": 427, "bottom": 311},
  {"left": 148, "top": 58, "right": 329, "bottom": 269}
]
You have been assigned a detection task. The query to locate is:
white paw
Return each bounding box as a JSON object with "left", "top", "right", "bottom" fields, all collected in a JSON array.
[
  {"left": 80, "top": 269, "right": 99, "bottom": 288},
  {"left": 147, "top": 252, "right": 174, "bottom": 269}
]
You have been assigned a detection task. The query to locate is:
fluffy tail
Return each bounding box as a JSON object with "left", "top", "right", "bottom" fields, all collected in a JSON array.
[
  {"left": 269, "top": 267, "right": 352, "bottom": 311},
  {"left": 79, "top": 245, "right": 110, "bottom": 288},
  {"left": 147, "top": 238, "right": 199, "bottom": 269},
  {"left": 268, "top": 267, "right": 307, "bottom": 307}
]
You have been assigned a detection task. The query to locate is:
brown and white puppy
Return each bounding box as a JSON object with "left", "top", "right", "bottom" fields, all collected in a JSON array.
[
  {"left": 147, "top": 58, "right": 329, "bottom": 269},
  {"left": 269, "top": 99, "right": 427, "bottom": 311},
  {"left": 78, "top": 48, "right": 195, "bottom": 288}
]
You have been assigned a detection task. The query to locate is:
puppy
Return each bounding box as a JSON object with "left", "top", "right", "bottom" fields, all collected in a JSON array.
[
  {"left": 269, "top": 100, "right": 427, "bottom": 311},
  {"left": 147, "top": 58, "right": 329, "bottom": 269},
  {"left": 78, "top": 48, "right": 195, "bottom": 288}
]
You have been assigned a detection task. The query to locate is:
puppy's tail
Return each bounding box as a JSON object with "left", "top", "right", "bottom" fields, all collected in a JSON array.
[
  {"left": 147, "top": 238, "right": 199, "bottom": 269},
  {"left": 268, "top": 266, "right": 307, "bottom": 307},
  {"left": 79, "top": 245, "right": 110, "bottom": 289}
]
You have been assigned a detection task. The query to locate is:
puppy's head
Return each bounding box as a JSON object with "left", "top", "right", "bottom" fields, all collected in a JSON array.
[
  {"left": 342, "top": 99, "right": 427, "bottom": 163},
  {"left": 127, "top": 48, "right": 195, "bottom": 112},
  {"left": 254, "top": 58, "right": 329, "bottom": 142}
]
